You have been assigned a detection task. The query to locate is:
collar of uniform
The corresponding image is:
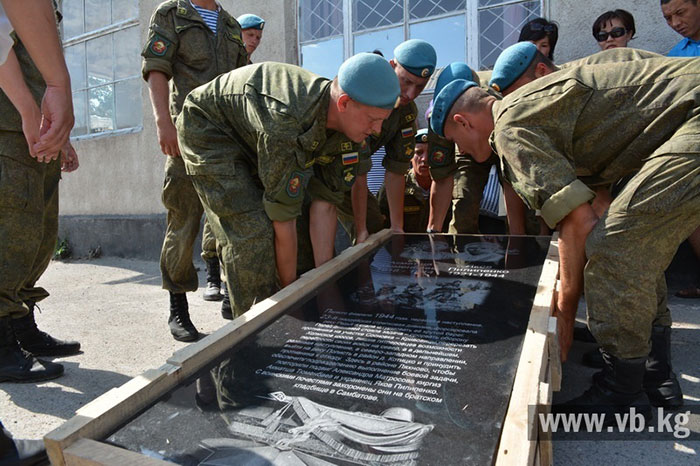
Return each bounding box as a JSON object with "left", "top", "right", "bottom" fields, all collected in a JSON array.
[
  {"left": 297, "top": 81, "right": 333, "bottom": 154},
  {"left": 680, "top": 37, "right": 700, "bottom": 49},
  {"left": 175, "top": 0, "right": 212, "bottom": 26}
]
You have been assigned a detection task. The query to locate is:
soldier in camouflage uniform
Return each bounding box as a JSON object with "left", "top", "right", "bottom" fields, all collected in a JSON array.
[
  {"left": 378, "top": 129, "right": 451, "bottom": 233},
  {"left": 0, "top": 6, "right": 80, "bottom": 383},
  {"left": 176, "top": 54, "right": 399, "bottom": 319},
  {"left": 432, "top": 56, "right": 700, "bottom": 416},
  {"left": 142, "top": 0, "right": 248, "bottom": 341}
]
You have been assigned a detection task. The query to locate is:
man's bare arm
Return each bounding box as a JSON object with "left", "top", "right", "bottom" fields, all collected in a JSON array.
[
  {"left": 273, "top": 219, "right": 298, "bottom": 287},
  {"left": 556, "top": 202, "right": 599, "bottom": 361},
  {"left": 309, "top": 200, "right": 337, "bottom": 266},
  {"left": 351, "top": 174, "right": 370, "bottom": 243},
  {"left": 428, "top": 176, "right": 453, "bottom": 231},
  {"left": 384, "top": 171, "right": 405, "bottom": 233},
  {"left": 147, "top": 71, "right": 180, "bottom": 157}
]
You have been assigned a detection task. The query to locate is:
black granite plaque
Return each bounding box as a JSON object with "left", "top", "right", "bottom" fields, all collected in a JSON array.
[{"left": 107, "top": 234, "right": 550, "bottom": 465}]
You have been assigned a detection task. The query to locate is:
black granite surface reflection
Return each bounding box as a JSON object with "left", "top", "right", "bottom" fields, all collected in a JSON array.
[{"left": 107, "top": 235, "right": 550, "bottom": 465}]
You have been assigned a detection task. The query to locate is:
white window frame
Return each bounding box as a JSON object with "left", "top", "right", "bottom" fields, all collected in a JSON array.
[
  {"left": 61, "top": 1, "right": 142, "bottom": 140},
  {"left": 298, "top": 0, "right": 545, "bottom": 72}
]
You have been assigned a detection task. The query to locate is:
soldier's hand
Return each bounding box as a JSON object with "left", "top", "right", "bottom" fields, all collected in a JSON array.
[
  {"left": 356, "top": 229, "right": 370, "bottom": 244},
  {"left": 156, "top": 118, "right": 181, "bottom": 157},
  {"left": 34, "top": 84, "right": 74, "bottom": 160},
  {"left": 20, "top": 102, "right": 47, "bottom": 161},
  {"left": 60, "top": 142, "right": 79, "bottom": 172}
]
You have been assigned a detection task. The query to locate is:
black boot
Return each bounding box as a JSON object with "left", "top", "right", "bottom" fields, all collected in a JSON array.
[
  {"left": 582, "top": 347, "right": 604, "bottom": 368},
  {"left": 0, "top": 420, "right": 47, "bottom": 465},
  {"left": 220, "top": 284, "right": 232, "bottom": 320},
  {"left": 0, "top": 317, "right": 64, "bottom": 383},
  {"left": 643, "top": 326, "right": 683, "bottom": 409},
  {"left": 168, "top": 293, "right": 199, "bottom": 342},
  {"left": 559, "top": 350, "right": 651, "bottom": 426},
  {"left": 12, "top": 304, "right": 80, "bottom": 357},
  {"left": 202, "top": 258, "right": 223, "bottom": 302}
]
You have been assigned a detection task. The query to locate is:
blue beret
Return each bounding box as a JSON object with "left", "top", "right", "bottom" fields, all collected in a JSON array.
[
  {"left": 394, "top": 39, "right": 437, "bottom": 78},
  {"left": 415, "top": 128, "right": 429, "bottom": 144},
  {"left": 338, "top": 53, "right": 400, "bottom": 110},
  {"left": 237, "top": 14, "right": 265, "bottom": 30},
  {"left": 430, "top": 79, "right": 478, "bottom": 137},
  {"left": 435, "top": 62, "right": 477, "bottom": 97},
  {"left": 489, "top": 42, "right": 537, "bottom": 93}
]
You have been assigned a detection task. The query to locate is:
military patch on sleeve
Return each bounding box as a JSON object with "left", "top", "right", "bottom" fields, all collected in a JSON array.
[
  {"left": 343, "top": 167, "right": 356, "bottom": 186},
  {"left": 405, "top": 113, "right": 416, "bottom": 122},
  {"left": 429, "top": 147, "right": 449, "bottom": 166},
  {"left": 405, "top": 146, "right": 414, "bottom": 156},
  {"left": 401, "top": 127, "right": 415, "bottom": 139},
  {"left": 342, "top": 152, "right": 359, "bottom": 165},
  {"left": 286, "top": 171, "right": 304, "bottom": 198},
  {"left": 148, "top": 35, "right": 170, "bottom": 56},
  {"left": 340, "top": 141, "right": 352, "bottom": 152}
]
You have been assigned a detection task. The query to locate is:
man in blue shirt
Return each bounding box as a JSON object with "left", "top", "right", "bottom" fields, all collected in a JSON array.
[{"left": 662, "top": 0, "right": 700, "bottom": 56}]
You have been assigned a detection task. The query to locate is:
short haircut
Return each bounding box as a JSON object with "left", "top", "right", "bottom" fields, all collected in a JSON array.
[
  {"left": 518, "top": 18, "right": 558, "bottom": 60},
  {"left": 592, "top": 9, "right": 636, "bottom": 39},
  {"left": 447, "top": 86, "right": 490, "bottom": 122},
  {"left": 520, "top": 50, "right": 556, "bottom": 82},
  {"left": 661, "top": 0, "right": 696, "bottom": 5}
]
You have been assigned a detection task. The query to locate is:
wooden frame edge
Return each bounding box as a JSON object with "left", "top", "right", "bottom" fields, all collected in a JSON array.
[{"left": 495, "top": 235, "right": 560, "bottom": 466}]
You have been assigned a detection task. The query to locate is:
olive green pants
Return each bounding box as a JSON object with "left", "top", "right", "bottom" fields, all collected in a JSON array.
[
  {"left": 449, "top": 155, "right": 494, "bottom": 234},
  {"left": 189, "top": 162, "right": 277, "bottom": 317},
  {"left": 160, "top": 156, "right": 217, "bottom": 293},
  {"left": 585, "top": 154, "right": 700, "bottom": 359},
  {"left": 0, "top": 146, "right": 60, "bottom": 319}
]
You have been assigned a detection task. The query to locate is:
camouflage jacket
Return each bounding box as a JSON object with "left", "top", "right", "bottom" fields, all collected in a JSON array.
[
  {"left": 141, "top": 0, "right": 247, "bottom": 118},
  {"left": 177, "top": 63, "right": 336, "bottom": 222},
  {"left": 361, "top": 101, "right": 418, "bottom": 175},
  {"left": 492, "top": 56, "right": 700, "bottom": 228}
]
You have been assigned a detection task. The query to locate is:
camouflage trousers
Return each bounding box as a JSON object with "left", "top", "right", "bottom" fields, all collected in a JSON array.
[
  {"left": 160, "top": 156, "right": 217, "bottom": 293},
  {"left": 189, "top": 161, "right": 277, "bottom": 318},
  {"left": 0, "top": 142, "right": 60, "bottom": 319},
  {"left": 585, "top": 153, "right": 700, "bottom": 359}
]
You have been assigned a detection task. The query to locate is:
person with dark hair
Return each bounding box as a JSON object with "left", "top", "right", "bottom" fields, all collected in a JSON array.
[
  {"left": 662, "top": 0, "right": 700, "bottom": 56},
  {"left": 518, "top": 17, "right": 558, "bottom": 60},
  {"left": 592, "top": 9, "right": 635, "bottom": 50}
]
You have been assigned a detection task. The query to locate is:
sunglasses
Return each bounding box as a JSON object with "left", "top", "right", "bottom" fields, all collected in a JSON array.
[
  {"left": 595, "top": 27, "right": 627, "bottom": 42},
  {"left": 529, "top": 22, "right": 557, "bottom": 33}
]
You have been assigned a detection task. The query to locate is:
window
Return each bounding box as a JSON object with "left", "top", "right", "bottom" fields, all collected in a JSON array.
[
  {"left": 62, "top": 0, "right": 142, "bottom": 138},
  {"left": 299, "top": 0, "right": 542, "bottom": 77}
]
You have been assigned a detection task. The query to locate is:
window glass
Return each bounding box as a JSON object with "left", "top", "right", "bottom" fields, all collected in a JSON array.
[
  {"left": 85, "top": 0, "right": 111, "bottom": 32},
  {"left": 353, "top": 26, "right": 403, "bottom": 57},
  {"left": 479, "top": 0, "right": 539, "bottom": 69},
  {"left": 89, "top": 84, "right": 114, "bottom": 134},
  {"left": 65, "top": 43, "right": 86, "bottom": 91},
  {"left": 301, "top": 38, "right": 344, "bottom": 79},
  {"left": 112, "top": 0, "right": 138, "bottom": 23},
  {"left": 62, "top": 0, "right": 84, "bottom": 39},
  {"left": 115, "top": 79, "right": 142, "bottom": 129},
  {"left": 72, "top": 91, "right": 88, "bottom": 137},
  {"left": 409, "top": 0, "right": 465, "bottom": 19},
  {"left": 410, "top": 15, "right": 466, "bottom": 68},
  {"left": 353, "top": 0, "right": 403, "bottom": 32},
  {"left": 300, "top": 0, "right": 343, "bottom": 41},
  {"left": 113, "top": 28, "right": 140, "bottom": 80},
  {"left": 86, "top": 34, "right": 113, "bottom": 87}
]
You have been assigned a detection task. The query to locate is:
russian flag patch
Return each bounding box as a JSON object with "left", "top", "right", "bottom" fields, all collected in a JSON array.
[
  {"left": 342, "top": 152, "right": 359, "bottom": 165},
  {"left": 401, "top": 127, "right": 415, "bottom": 138}
]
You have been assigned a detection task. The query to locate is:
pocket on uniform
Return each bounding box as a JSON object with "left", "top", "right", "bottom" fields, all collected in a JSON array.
[
  {"left": 176, "top": 26, "right": 210, "bottom": 70},
  {"left": 0, "top": 157, "right": 42, "bottom": 213}
]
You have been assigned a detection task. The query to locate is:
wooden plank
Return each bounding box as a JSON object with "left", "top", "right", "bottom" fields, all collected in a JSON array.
[
  {"left": 547, "top": 316, "right": 562, "bottom": 392},
  {"left": 45, "top": 229, "right": 393, "bottom": 466},
  {"left": 495, "top": 236, "right": 559, "bottom": 466},
  {"left": 537, "top": 381, "right": 553, "bottom": 466},
  {"left": 63, "top": 438, "right": 172, "bottom": 466},
  {"left": 166, "top": 229, "right": 392, "bottom": 378},
  {"left": 45, "top": 365, "right": 178, "bottom": 466}
]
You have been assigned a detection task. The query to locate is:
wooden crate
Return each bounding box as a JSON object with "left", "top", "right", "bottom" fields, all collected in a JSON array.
[{"left": 45, "top": 231, "right": 560, "bottom": 466}]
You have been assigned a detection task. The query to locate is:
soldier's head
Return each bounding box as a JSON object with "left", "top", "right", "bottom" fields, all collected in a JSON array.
[
  {"left": 489, "top": 42, "right": 557, "bottom": 96},
  {"left": 661, "top": 0, "right": 700, "bottom": 41},
  {"left": 390, "top": 40, "right": 437, "bottom": 106},
  {"left": 237, "top": 14, "right": 265, "bottom": 57},
  {"left": 412, "top": 129, "right": 430, "bottom": 179},
  {"left": 330, "top": 53, "right": 400, "bottom": 142},
  {"left": 430, "top": 80, "right": 495, "bottom": 163}
]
